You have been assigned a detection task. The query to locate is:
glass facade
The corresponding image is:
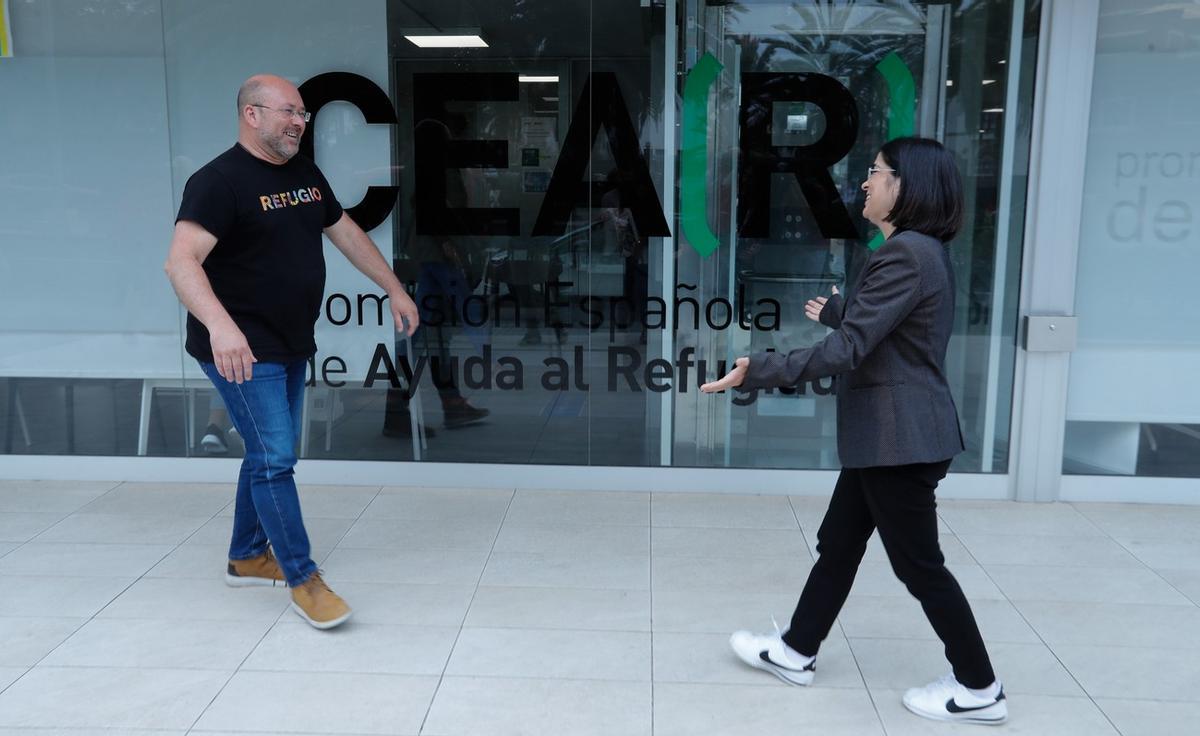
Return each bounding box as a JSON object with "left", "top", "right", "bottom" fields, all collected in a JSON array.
[
  {"left": 1064, "top": 0, "right": 1200, "bottom": 478},
  {"left": 1, "top": 0, "right": 1040, "bottom": 473}
]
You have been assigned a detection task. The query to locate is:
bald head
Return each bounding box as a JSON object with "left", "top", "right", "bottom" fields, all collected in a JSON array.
[
  {"left": 237, "top": 74, "right": 299, "bottom": 114},
  {"left": 236, "top": 77, "right": 266, "bottom": 112}
]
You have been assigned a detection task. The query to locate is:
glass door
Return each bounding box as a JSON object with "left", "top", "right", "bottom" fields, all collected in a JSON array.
[{"left": 672, "top": 0, "right": 1036, "bottom": 472}]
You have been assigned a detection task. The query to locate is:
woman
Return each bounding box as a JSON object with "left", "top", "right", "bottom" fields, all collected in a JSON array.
[{"left": 701, "top": 137, "right": 1006, "bottom": 726}]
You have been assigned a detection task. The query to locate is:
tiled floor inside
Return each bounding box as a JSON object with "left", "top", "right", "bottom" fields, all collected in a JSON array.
[{"left": 0, "top": 479, "right": 1198, "bottom": 735}]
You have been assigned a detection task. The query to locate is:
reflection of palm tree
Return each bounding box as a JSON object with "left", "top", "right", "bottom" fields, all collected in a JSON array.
[
  {"left": 722, "top": 0, "right": 927, "bottom": 150},
  {"left": 630, "top": 86, "right": 663, "bottom": 144},
  {"left": 722, "top": 1, "right": 925, "bottom": 75}
]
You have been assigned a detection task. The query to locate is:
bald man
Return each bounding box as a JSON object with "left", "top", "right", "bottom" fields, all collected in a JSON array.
[{"left": 165, "top": 74, "right": 419, "bottom": 630}]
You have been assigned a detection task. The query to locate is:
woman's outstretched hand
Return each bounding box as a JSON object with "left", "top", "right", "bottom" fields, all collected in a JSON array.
[
  {"left": 700, "top": 356, "right": 749, "bottom": 393},
  {"left": 804, "top": 285, "right": 839, "bottom": 323}
]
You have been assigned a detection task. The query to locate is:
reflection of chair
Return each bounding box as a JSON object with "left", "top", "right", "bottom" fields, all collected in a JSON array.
[
  {"left": 300, "top": 386, "right": 343, "bottom": 455},
  {"left": 736, "top": 270, "right": 843, "bottom": 469},
  {"left": 551, "top": 217, "right": 604, "bottom": 270},
  {"left": 552, "top": 219, "right": 608, "bottom": 296},
  {"left": 136, "top": 378, "right": 207, "bottom": 456},
  {"left": 5, "top": 378, "right": 122, "bottom": 455},
  {"left": 4, "top": 381, "right": 31, "bottom": 451},
  {"left": 737, "top": 271, "right": 840, "bottom": 292},
  {"left": 1141, "top": 423, "right": 1200, "bottom": 452},
  {"left": 136, "top": 378, "right": 333, "bottom": 457},
  {"left": 737, "top": 271, "right": 841, "bottom": 335},
  {"left": 482, "top": 254, "right": 552, "bottom": 295}
]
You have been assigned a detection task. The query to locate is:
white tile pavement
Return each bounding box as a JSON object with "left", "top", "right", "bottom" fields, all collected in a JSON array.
[{"left": 0, "top": 481, "right": 1192, "bottom": 735}]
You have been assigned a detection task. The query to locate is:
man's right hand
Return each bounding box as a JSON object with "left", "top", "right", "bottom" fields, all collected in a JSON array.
[{"left": 210, "top": 323, "right": 257, "bottom": 383}]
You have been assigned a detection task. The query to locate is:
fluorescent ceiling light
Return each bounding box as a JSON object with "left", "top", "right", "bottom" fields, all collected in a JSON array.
[
  {"left": 983, "top": 108, "right": 1004, "bottom": 113},
  {"left": 982, "top": 79, "right": 997, "bottom": 85},
  {"left": 519, "top": 75, "right": 559, "bottom": 83},
  {"left": 404, "top": 34, "right": 488, "bottom": 48},
  {"left": 946, "top": 80, "right": 954, "bottom": 86}
]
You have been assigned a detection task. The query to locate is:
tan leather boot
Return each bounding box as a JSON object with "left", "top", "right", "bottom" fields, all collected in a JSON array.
[
  {"left": 226, "top": 547, "right": 285, "bottom": 587},
  {"left": 290, "top": 572, "right": 352, "bottom": 630}
]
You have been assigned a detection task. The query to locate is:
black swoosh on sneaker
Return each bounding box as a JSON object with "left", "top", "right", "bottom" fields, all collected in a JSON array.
[
  {"left": 759, "top": 650, "right": 815, "bottom": 672},
  {"left": 945, "top": 689, "right": 1005, "bottom": 714}
]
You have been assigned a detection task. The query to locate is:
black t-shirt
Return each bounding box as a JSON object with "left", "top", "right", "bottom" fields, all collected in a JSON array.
[{"left": 176, "top": 144, "right": 344, "bottom": 363}]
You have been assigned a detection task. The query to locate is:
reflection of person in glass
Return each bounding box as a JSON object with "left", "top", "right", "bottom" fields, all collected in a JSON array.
[
  {"left": 601, "top": 169, "right": 648, "bottom": 344},
  {"left": 382, "top": 116, "right": 489, "bottom": 436},
  {"left": 164, "top": 75, "right": 419, "bottom": 630},
  {"left": 702, "top": 138, "right": 1007, "bottom": 725},
  {"left": 506, "top": 251, "right": 565, "bottom": 347},
  {"left": 199, "top": 393, "right": 236, "bottom": 455}
]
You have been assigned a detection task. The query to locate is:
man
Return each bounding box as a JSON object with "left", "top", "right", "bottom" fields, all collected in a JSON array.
[{"left": 164, "top": 74, "right": 419, "bottom": 630}]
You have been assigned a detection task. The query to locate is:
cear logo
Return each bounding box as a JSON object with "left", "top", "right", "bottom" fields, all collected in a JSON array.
[{"left": 297, "top": 59, "right": 913, "bottom": 253}]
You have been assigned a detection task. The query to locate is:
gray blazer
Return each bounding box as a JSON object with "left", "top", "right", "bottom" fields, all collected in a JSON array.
[{"left": 743, "top": 230, "right": 965, "bottom": 468}]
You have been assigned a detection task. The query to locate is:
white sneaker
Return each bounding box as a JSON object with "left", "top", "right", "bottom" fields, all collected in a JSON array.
[
  {"left": 729, "top": 620, "right": 815, "bottom": 686},
  {"left": 903, "top": 673, "right": 1008, "bottom": 725}
]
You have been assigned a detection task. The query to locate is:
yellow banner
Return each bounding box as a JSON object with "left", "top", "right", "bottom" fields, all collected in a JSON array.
[{"left": 0, "top": 0, "right": 12, "bottom": 58}]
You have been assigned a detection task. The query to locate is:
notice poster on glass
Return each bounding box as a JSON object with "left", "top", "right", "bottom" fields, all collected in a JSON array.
[{"left": 520, "top": 116, "right": 557, "bottom": 158}]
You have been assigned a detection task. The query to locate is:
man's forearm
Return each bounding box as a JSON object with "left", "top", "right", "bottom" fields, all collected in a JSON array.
[
  {"left": 324, "top": 215, "right": 418, "bottom": 334},
  {"left": 164, "top": 256, "right": 235, "bottom": 331},
  {"left": 339, "top": 228, "right": 405, "bottom": 296}
]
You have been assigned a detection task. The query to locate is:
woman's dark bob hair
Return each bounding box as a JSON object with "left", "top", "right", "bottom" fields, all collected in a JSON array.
[{"left": 879, "top": 136, "right": 964, "bottom": 242}]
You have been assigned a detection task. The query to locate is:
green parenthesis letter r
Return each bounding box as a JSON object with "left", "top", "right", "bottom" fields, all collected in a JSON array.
[
  {"left": 869, "top": 52, "right": 916, "bottom": 251},
  {"left": 681, "top": 53, "right": 723, "bottom": 258}
]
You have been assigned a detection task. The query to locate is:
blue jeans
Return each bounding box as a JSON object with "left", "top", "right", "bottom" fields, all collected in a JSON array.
[{"left": 200, "top": 360, "right": 316, "bottom": 587}]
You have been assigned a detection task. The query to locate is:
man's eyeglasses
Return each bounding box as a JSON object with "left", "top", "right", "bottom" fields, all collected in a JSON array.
[
  {"left": 867, "top": 165, "right": 897, "bottom": 178},
  {"left": 251, "top": 104, "right": 311, "bottom": 123}
]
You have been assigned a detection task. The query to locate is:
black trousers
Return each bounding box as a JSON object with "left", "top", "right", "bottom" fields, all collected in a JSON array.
[{"left": 781, "top": 459, "right": 997, "bottom": 689}]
